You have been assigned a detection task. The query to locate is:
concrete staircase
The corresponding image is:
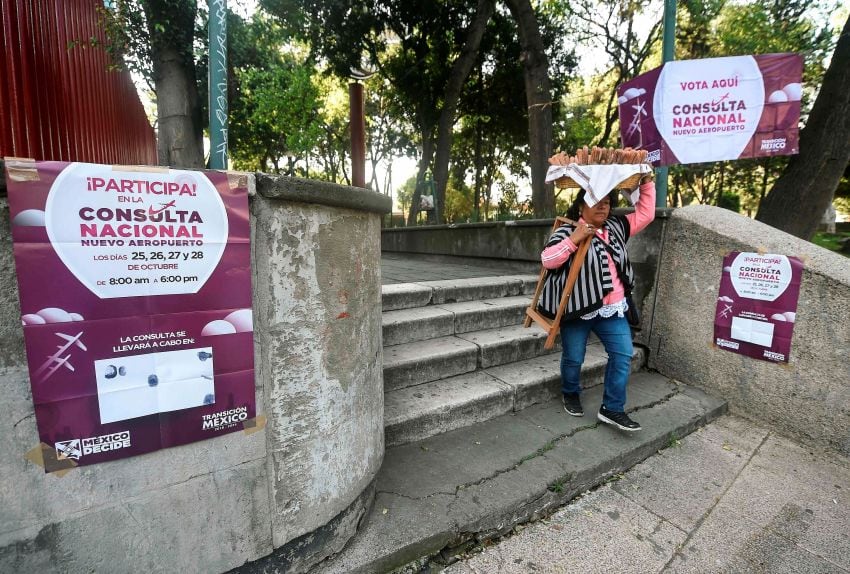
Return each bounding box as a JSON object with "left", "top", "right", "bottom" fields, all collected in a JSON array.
[
  {"left": 381, "top": 275, "right": 646, "bottom": 448},
  {"left": 308, "top": 275, "right": 727, "bottom": 574}
]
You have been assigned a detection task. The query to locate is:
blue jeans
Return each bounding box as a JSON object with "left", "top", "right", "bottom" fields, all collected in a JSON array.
[{"left": 560, "top": 314, "right": 633, "bottom": 412}]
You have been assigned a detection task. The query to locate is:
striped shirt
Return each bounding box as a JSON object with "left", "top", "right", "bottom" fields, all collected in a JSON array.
[
  {"left": 537, "top": 216, "right": 634, "bottom": 321},
  {"left": 538, "top": 181, "right": 656, "bottom": 322}
]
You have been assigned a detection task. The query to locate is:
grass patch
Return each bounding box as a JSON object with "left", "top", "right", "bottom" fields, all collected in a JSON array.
[
  {"left": 812, "top": 231, "right": 850, "bottom": 257},
  {"left": 667, "top": 433, "right": 682, "bottom": 449},
  {"left": 518, "top": 438, "right": 558, "bottom": 465},
  {"left": 548, "top": 479, "right": 566, "bottom": 493}
]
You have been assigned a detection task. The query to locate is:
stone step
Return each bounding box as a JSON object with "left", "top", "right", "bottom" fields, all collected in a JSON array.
[
  {"left": 384, "top": 343, "right": 646, "bottom": 447},
  {"left": 382, "top": 295, "right": 532, "bottom": 347},
  {"left": 383, "top": 324, "right": 561, "bottom": 393},
  {"left": 314, "top": 373, "right": 728, "bottom": 574},
  {"left": 381, "top": 275, "right": 538, "bottom": 312}
]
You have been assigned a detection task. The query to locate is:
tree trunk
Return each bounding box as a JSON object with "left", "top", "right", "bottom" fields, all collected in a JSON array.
[
  {"left": 672, "top": 170, "right": 681, "bottom": 208},
  {"left": 756, "top": 15, "right": 850, "bottom": 239},
  {"left": 407, "top": 129, "right": 435, "bottom": 225},
  {"left": 473, "top": 115, "right": 483, "bottom": 222},
  {"left": 716, "top": 162, "right": 725, "bottom": 204},
  {"left": 432, "top": 0, "right": 494, "bottom": 224},
  {"left": 483, "top": 142, "right": 496, "bottom": 220},
  {"left": 759, "top": 160, "right": 770, "bottom": 202},
  {"left": 597, "top": 86, "right": 619, "bottom": 147},
  {"left": 505, "top": 0, "right": 554, "bottom": 218},
  {"left": 143, "top": 0, "right": 204, "bottom": 168}
]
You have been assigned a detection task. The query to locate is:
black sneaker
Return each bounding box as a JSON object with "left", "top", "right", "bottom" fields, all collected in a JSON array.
[
  {"left": 597, "top": 405, "right": 641, "bottom": 431},
  {"left": 562, "top": 393, "right": 583, "bottom": 417}
]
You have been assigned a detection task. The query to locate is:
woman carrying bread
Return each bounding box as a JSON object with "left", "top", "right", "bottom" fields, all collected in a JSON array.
[{"left": 538, "top": 165, "right": 656, "bottom": 431}]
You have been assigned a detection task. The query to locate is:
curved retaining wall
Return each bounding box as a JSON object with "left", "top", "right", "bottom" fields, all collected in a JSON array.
[
  {"left": 0, "top": 173, "right": 390, "bottom": 573},
  {"left": 646, "top": 205, "right": 850, "bottom": 455}
]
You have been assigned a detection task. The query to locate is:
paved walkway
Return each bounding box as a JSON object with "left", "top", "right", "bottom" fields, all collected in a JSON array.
[
  {"left": 381, "top": 253, "right": 537, "bottom": 285},
  {"left": 443, "top": 414, "right": 850, "bottom": 574}
]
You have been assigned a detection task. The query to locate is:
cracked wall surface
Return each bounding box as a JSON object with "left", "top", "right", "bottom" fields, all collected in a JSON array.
[
  {"left": 251, "top": 189, "right": 384, "bottom": 549},
  {"left": 0, "top": 173, "right": 389, "bottom": 573}
]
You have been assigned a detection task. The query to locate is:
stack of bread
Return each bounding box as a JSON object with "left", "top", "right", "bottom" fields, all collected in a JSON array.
[{"left": 549, "top": 146, "right": 649, "bottom": 190}]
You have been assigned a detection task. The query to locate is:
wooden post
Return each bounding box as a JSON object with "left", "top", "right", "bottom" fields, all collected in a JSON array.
[
  {"left": 349, "top": 82, "right": 366, "bottom": 188},
  {"left": 524, "top": 217, "right": 590, "bottom": 350}
]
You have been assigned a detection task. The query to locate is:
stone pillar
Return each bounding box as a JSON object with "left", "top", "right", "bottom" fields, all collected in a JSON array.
[{"left": 248, "top": 174, "right": 389, "bottom": 571}]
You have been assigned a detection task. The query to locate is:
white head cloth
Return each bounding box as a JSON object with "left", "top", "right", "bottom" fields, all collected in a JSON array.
[{"left": 545, "top": 163, "right": 653, "bottom": 207}]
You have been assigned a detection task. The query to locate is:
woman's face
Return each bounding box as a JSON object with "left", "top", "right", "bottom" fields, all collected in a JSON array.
[{"left": 581, "top": 195, "right": 611, "bottom": 226}]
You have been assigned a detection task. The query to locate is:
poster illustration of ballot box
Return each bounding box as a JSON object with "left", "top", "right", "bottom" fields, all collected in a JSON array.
[{"left": 714, "top": 251, "right": 804, "bottom": 363}]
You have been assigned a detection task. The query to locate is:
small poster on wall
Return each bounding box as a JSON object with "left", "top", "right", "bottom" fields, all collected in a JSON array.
[
  {"left": 714, "top": 251, "right": 804, "bottom": 363},
  {"left": 5, "top": 160, "right": 255, "bottom": 472}
]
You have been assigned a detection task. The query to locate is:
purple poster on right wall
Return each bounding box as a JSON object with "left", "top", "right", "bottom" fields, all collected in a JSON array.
[{"left": 714, "top": 251, "right": 804, "bottom": 364}]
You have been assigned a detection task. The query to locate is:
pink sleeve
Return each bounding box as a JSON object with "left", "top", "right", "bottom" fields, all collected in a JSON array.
[
  {"left": 541, "top": 237, "right": 578, "bottom": 269},
  {"left": 625, "top": 181, "right": 657, "bottom": 236}
]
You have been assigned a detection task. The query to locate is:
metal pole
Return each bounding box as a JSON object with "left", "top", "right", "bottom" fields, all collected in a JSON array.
[
  {"left": 349, "top": 82, "right": 366, "bottom": 188},
  {"left": 209, "top": 0, "right": 228, "bottom": 169},
  {"left": 655, "top": 0, "right": 676, "bottom": 207}
]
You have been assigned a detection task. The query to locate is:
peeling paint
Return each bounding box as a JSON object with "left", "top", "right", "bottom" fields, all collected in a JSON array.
[{"left": 250, "top": 195, "right": 383, "bottom": 546}]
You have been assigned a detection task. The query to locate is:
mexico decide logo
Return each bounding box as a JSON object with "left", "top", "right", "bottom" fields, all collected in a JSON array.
[{"left": 55, "top": 439, "right": 82, "bottom": 460}]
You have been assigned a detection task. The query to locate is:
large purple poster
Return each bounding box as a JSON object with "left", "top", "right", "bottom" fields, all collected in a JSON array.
[
  {"left": 618, "top": 53, "right": 802, "bottom": 166},
  {"left": 5, "top": 160, "right": 255, "bottom": 472},
  {"left": 714, "top": 251, "right": 804, "bottom": 364}
]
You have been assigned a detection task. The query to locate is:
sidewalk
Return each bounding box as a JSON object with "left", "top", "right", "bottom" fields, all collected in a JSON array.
[{"left": 443, "top": 415, "right": 850, "bottom": 574}]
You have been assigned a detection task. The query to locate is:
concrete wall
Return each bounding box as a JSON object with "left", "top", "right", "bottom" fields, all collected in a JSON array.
[
  {"left": 646, "top": 205, "right": 850, "bottom": 455},
  {"left": 0, "top": 174, "right": 390, "bottom": 573},
  {"left": 249, "top": 176, "right": 386, "bottom": 570},
  {"left": 382, "top": 219, "right": 555, "bottom": 262}
]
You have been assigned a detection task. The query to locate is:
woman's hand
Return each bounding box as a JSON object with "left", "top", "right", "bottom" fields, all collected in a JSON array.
[{"left": 570, "top": 222, "right": 595, "bottom": 244}]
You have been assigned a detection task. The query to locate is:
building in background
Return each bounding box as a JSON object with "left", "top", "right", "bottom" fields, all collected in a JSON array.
[{"left": 1, "top": 0, "right": 155, "bottom": 165}]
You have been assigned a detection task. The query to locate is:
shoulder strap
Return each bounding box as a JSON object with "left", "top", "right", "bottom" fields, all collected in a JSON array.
[
  {"left": 600, "top": 240, "right": 617, "bottom": 257},
  {"left": 558, "top": 234, "right": 592, "bottom": 315}
]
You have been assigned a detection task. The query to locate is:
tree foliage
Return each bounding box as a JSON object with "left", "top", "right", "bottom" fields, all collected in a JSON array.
[
  {"left": 559, "top": 0, "right": 664, "bottom": 147},
  {"left": 97, "top": 0, "right": 846, "bottom": 230},
  {"left": 669, "top": 0, "right": 840, "bottom": 213},
  {"left": 261, "top": 0, "right": 575, "bottom": 222},
  {"left": 230, "top": 65, "right": 323, "bottom": 173}
]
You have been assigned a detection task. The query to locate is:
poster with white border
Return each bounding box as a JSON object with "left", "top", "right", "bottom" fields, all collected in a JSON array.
[
  {"left": 6, "top": 160, "right": 256, "bottom": 472},
  {"left": 618, "top": 53, "right": 802, "bottom": 166},
  {"left": 714, "top": 251, "right": 804, "bottom": 363}
]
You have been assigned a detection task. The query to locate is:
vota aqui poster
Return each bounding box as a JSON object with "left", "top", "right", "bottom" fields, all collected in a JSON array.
[
  {"left": 5, "top": 160, "right": 255, "bottom": 472},
  {"left": 618, "top": 53, "right": 802, "bottom": 166}
]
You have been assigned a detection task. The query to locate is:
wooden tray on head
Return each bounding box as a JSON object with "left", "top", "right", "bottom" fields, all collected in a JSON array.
[
  {"left": 550, "top": 145, "right": 648, "bottom": 191},
  {"left": 554, "top": 173, "right": 642, "bottom": 190}
]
